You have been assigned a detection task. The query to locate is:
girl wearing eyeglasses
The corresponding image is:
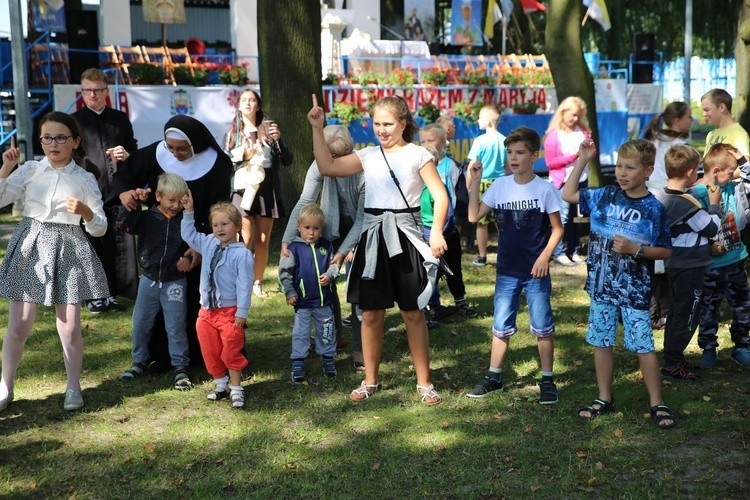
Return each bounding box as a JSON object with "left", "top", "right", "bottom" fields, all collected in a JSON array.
[
  {"left": 110, "top": 114, "right": 233, "bottom": 373},
  {"left": 0, "top": 111, "right": 109, "bottom": 412}
]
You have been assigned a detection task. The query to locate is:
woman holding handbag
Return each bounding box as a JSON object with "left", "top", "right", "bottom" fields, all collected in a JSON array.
[
  {"left": 225, "top": 89, "right": 293, "bottom": 297},
  {"left": 307, "top": 94, "right": 449, "bottom": 405}
]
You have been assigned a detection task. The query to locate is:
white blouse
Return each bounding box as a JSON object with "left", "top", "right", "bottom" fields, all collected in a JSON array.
[
  {"left": 0, "top": 157, "right": 107, "bottom": 237},
  {"left": 355, "top": 144, "right": 433, "bottom": 209}
]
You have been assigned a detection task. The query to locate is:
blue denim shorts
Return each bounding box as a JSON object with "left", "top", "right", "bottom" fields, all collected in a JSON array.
[
  {"left": 492, "top": 273, "right": 554, "bottom": 338},
  {"left": 586, "top": 299, "right": 654, "bottom": 353}
]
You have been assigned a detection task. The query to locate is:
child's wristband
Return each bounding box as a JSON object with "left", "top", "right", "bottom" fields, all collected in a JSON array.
[{"left": 737, "top": 156, "right": 747, "bottom": 167}]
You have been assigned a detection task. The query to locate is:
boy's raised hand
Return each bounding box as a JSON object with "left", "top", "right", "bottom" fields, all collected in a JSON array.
[
  {"left": 577, "top": 138, "right": 597, "bottom": 163},
  {"left": 307, "top": 94, "right": 325, "bottom": 130},
  {"left": 181, "top": 189, "right": 195, "bottom": 213},
  {"left": 466, "top": 160, "right": 483, "bottom": 186}
]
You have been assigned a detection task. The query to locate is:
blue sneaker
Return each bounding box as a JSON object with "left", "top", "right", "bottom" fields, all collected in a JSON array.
[
  {"left": 291, "top": 362, "right": 306, "bottom": 384},
  {"left": 700, "top": 348, "right": 717, "bottom": 368},
  {"left": 730, "top": 347, "right": 750, "bottom": 368}
]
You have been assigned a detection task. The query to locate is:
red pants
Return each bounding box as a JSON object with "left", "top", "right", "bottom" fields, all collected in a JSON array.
[{"left": 196, "top": 306, "right": 248, "bottom": 379}]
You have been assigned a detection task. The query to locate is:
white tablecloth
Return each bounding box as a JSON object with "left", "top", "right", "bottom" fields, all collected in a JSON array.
[{"left": 341, "top": 39, "right": 430, "bottom": 58}]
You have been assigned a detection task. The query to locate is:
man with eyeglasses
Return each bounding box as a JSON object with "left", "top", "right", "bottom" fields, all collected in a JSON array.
[{"left": 71, "top": 68, "right": 139, "bottom": 314}]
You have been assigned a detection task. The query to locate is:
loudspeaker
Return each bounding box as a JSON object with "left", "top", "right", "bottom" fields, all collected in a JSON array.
[
  {"left": 633, "top": 33, "right": 655, "bottom": 84},
  {"left": 66, "top": 10, "right": 100, "bottom": 84}
]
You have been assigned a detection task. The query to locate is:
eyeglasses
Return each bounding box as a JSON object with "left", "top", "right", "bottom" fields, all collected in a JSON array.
[
  {"left": 163, "top": 142, "right": 192, "bottom": 155},
  {"left": 40, "top": 135, "right": 73, "bottom": 145},
  {"left": 81, "top": 88, "right": 108, "bottom": 95}
]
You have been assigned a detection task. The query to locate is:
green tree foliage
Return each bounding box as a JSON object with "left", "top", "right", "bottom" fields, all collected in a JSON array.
[{"left": 582, "top": 0, "right": 737, "bottom": 60}]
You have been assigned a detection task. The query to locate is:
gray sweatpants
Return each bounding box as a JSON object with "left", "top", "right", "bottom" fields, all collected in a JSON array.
[{"left": 291, "top": 304, "right": 337, "bottom": 359}]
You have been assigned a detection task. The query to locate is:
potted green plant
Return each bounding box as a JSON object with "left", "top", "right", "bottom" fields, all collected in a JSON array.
[
  {"left": 420, "top": 67, "right": 451, "bottom": 86},
  {"left": 219, "top": 64, "right": 248, "bottom": 86},
  {"left": 172, "top": 66, "right": 193, "bottom": 85},
  {"left": 453, "top": 101, "right": 485, "bottom": 124},
  {"left": 192, "top": 68, "right": 208, "bottom": 87},
  {"left": 128, "top": 63, "right": 164, "bottom": 85},
  {"left": 417, "top": 102, "right": 441, "bottom": 124},
  {"left": 331, "top": 102, "right": 365, "bottom": 124},
  {"left": 386, "top": 68, "right": 417, "bottom": 87},
  {"left": 511, "top": 101, "right": 540, "bottom": 114}
]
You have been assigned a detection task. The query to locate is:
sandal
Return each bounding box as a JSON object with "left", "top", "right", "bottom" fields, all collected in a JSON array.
[
  {"left": 253, "top": 282, "right": 268, "bottom": 298},
  {"left": 578, "top": 397, "right": 616, "bottom": 420},
  {"left": 121, "top": 363, "right": 147, "bottom": 381},
  {"left": 650, "top": 404, "right": 678, "bottom": 429},
  {"left": 207, "top": 387, "right": 229, "bottom": 401},
  {"left": 350, "top": 381, "right": 379, "bottom": 401},
  {"left": 417, "top": 384, "right": 442, "bottom": 406},
  {"left": 172, "top": 370, "right": 193, "bottom": 391}
]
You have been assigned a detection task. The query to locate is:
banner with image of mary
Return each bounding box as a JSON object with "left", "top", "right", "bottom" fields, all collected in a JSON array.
[{"left": 451, "top": 0, "right": 483, "bottom": 46}]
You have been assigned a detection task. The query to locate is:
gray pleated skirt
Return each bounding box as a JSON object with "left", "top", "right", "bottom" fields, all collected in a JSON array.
[{"left": 0, "top": 217, "right": 110, "bottom": 306}]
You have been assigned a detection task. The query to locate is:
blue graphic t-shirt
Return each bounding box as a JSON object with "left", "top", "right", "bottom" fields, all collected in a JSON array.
[
  {"left": 693, "top": 183, "right": 748, "bottom": 268},
  {"left": 481, "top": 175, "right": 560, "bottom": 278},
  {"left": 579, "top": 186, "right": 671, "bottom": 310}
]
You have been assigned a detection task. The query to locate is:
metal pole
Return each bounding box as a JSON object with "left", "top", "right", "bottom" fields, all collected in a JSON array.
[
  {"left": 502, "top": 19, "right": 506, "bottom": 56},
  {"left": 9, "top": 0, "right": 34, "bottom": 161},
  {"left": 684, "top": 0, "right": 692, "bottom": 108}
]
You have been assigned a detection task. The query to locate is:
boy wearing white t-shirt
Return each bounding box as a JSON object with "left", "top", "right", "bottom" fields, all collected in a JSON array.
[{"left": 465, "top": 126, "right": 563, "bottom": 404}]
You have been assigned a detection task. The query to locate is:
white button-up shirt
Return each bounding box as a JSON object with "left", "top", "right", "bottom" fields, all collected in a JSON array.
[{"left": 0, "top": 158, "right": 107, "bottom": 237}]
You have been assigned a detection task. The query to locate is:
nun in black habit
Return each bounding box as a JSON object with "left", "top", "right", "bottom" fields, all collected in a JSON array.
[{"left": 110, "top": 115, "right": 233, "bottom": 371}]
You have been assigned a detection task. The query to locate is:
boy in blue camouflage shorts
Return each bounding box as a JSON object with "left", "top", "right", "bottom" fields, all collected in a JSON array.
[{"left": 563, "top": 138, "right": 677, "bottom": 429}]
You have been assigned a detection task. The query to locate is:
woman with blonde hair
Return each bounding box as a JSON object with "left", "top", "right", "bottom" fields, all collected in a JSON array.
[{"left": 544, "top": 96, "right": 591, "bottom": 266}]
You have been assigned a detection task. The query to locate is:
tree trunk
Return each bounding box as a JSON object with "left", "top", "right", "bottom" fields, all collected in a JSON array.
[
  {"left": 258, "top": 0, "right": 322, "bottom": 213},
  {"left": 545, "top": 0, "right": 602, "bottom": 186},
  {"left": 737, "top": 0, "right": 750, "bottom": 131}
]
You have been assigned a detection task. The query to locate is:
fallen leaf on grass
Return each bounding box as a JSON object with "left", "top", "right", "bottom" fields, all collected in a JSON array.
[
  {"left": 433, "top": 443, "right": 445, "bottom": 453},
  {"left": 371, "top": 462, "right": 380, "bottom": 470},
  {"left": 614, "top": 429, "right": 623, "bottom": 438},
  {"left": 115, "top": 416, "right": 130, "bottom": 424},
  {"left": 576, "top": 451, "right": 587, "bottom": 459},
  {"left": 682, "top": 409, "right": 691, "bottom": 415},
  {"left": 524, "top": 426, "right": 533, "bottom": 434},
  {"left": 595, "top": 462, "right": 604, "bottom": 470},
  {"left": 144, "top": 444, "right": 155, "bottom": 452},
  {"left": 723, "top": 382, "right": 732, "bottom": 387},
  {"left": 714, "top": 409, "right": 725, "bottom": 415},
  {"left": 492, "top": 413, "right": 503, "bottom": 419},
  {"left": 703, "top": 396, "right": 711, "bottom": 402},
  {"left": 531, "top": 485, "right": 541, "bottom": 492},
  {"left": 442, "top": 421, "right": 450, "bottom": 428},
  {"left": 578, "top": 486, "right": 595, "bottom": 492},
  {"left": 574, "top": 360, "right": 583, "bottom": 366}
]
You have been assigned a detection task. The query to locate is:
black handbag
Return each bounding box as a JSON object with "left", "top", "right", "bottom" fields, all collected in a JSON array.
[{"left": 378, "top": 146, "right": 453, "bottom": 277}]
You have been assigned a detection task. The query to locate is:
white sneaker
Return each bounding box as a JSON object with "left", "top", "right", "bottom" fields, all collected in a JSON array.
[
  {"left": 553, "top": 255, "right": 575, "bottom": 266},
  {"left": 230, "top": 388, "right": 244, "bottom": 408},
  {"left": 63, "top": 388, "right": 84, "bottom": 411},
  {"left": 571, "top": 254, "right": 587, "bottom": 264}
]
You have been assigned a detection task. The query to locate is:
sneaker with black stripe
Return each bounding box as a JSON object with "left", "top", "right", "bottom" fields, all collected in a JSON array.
[{"left": 466, "top": 375, "right": 503, "bottom": 398}]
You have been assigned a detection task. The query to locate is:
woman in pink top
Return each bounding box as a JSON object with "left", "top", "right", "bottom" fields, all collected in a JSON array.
[{"left": 543, "top": 96, "right": 591, "bottom": 266}]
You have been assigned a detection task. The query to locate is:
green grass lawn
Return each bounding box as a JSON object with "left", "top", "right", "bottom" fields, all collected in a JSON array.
[{"left": 1, "top": 247, "right": 749, "bottom": 498}]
